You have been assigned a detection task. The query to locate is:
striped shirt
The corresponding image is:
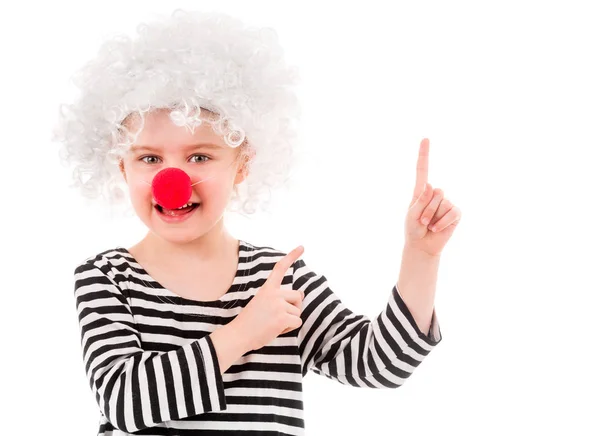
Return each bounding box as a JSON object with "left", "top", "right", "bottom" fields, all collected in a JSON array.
[{"left": 74, "top": 239, "right": 442, "bottom": 435}]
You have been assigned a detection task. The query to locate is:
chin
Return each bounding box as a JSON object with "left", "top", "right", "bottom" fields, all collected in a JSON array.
[
  {"left": 155, "top": 232, "right": 203, "bottom": 246},
  {"left": 149, "top": 207, "right": 210, "bottom": 240}
]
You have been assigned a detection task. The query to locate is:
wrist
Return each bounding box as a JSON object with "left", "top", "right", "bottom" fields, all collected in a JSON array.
[
  {"left": 403, "top": 243, "right": 441, "bottom": 261},
  {"left": 227, "top": 318, "right": 254, "bottom": 353}
]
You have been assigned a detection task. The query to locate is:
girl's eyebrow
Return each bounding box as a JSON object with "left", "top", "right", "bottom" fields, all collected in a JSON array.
[{"left": 130, "top": 143, "right": 223, "bottom": 153}]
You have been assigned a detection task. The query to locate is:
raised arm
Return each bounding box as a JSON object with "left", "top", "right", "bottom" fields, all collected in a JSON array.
[
  {"left": 74, "top": 262, "right": 236, "bottom": 433},
  {"left": 293, "top": 258, "right": 441, "bottom": 388}
]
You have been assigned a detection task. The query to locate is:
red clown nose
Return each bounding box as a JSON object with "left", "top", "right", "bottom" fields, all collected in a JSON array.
[{"left": 151, "top": 167, "right": 192, "bottom": 210}]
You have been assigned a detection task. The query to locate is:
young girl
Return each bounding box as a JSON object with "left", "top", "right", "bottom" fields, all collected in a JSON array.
[{"left": 55, "top": 9, "right": 452, "bottom": 436}]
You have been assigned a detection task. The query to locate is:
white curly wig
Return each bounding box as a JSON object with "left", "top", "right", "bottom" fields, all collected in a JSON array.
[{"left": 52, "top": 9, "right": 302, "bottom": 216}]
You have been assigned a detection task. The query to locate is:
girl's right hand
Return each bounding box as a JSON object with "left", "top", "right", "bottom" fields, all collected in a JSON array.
[{"left": 233, "top": 245, "right": 306, "bottom": 352}]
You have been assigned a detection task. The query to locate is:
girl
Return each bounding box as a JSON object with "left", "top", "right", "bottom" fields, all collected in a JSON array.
[{"left": 54, "top": 9, "right": 457, "bottom": 436}]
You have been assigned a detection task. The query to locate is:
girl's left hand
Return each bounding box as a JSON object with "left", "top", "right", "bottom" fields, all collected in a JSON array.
[{"left": 404, "top": 138, "right": 462, "bottom": 257}]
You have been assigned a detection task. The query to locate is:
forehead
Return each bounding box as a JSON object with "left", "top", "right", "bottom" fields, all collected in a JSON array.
[{"left": 124, "top": 108, "right": 229, "bottom": 153}]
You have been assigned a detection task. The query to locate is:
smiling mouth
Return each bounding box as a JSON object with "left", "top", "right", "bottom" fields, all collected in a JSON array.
[{"left": 154, "top": 202, "right": 201, "bottom": 215}]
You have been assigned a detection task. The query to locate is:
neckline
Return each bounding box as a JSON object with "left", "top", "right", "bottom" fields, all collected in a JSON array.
[{"left": 117, "top": 239, "right": 249, "bottom": 304}]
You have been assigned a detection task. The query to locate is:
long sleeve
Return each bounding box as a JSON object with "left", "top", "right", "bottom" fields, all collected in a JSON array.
[
  {"left": 74, "top": 262, "right": 227, "bottom": 433},
  {"left": 292, "top": 258, "right": 442, "bottom": 388}
]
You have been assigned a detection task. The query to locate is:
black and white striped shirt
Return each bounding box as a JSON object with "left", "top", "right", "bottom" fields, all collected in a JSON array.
[{"left": 74, "top": 239, "right": 442, "bottom": 435}]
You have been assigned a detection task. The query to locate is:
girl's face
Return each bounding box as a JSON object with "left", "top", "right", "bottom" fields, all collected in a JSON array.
[{"left": 118, "top": 108, "right": 248, "bottom": 244}]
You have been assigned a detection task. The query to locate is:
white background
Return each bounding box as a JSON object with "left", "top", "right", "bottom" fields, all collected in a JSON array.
[{"left": 1, "top": 1, "right": 599, "bottom": 435}]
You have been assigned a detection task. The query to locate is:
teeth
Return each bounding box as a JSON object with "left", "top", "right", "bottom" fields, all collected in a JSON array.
[{"left": 175, "top": 202, "right": 193, "bottom": 210}]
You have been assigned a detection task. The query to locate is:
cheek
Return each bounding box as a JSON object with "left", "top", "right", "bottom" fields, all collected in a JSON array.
[
  {"left": 195, "top": 176, "right": 233, "bottom": 197},
  {"left": 126, "top": 179, "right": 153, "bottom": 207}
]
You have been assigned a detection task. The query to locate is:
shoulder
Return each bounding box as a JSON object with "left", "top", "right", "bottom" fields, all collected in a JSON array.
[
  {"left": 241, "top": 239, "right": 301, "bottom": 264},
  {"left": 240, "top": 239, "right": 285, "bottom": 260},
  {"left": 72, "top": 247, "right": 133, "bottom": 305},
  {"left": 73, "top": 246, "right": 133, "bottom": 283},
  {"left": 241, "top": 239, "right": 309, "bottom": 278}
]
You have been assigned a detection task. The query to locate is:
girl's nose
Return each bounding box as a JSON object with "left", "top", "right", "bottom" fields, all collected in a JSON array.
[{"left": 151, "top": 167, "right": 192, "bottom": 209}]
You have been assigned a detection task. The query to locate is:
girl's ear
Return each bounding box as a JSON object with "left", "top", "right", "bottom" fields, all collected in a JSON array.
[
  {"left": 118, "top": 159, "right": 127, "bottom": 182},
  {"left": 234, "top": 157, "right": 249, "bottom": 185},
  {"left": 234, "top": 145, "right": 255, "bottom": 185}
]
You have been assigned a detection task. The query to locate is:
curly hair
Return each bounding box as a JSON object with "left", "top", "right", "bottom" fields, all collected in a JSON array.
[{"left": 52, "top": 9, "right": 302, "bottom": 216}]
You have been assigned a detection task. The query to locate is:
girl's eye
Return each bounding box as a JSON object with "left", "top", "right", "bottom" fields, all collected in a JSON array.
[
  {"left": 139, "top": 154, "right": 210, "bottom": 164},
  {"left": 140, "top": 156, "right": 160, "bottom": 164},
  {"left": 190, "top": 154, "right": 210, "bottom": 163}
]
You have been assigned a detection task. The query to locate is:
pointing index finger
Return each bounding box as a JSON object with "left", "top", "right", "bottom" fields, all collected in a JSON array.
[
  {"left": 413, "top": 138, "right": 429, "bottom": 200},
  {"left": 267, "top": 245, "right": 305, "bottom": 286}
]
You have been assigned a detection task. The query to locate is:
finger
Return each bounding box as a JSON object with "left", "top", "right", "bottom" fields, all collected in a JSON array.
[
  {"left": 419, "top": 188, "right": 444, "bottom": 226},
  {"left": 281, "top": 315, "right": 302, "bottom": 334},
  {"left": 266, "top": 245, "right": 305, "bottom": 286},
  {"left": 280, "top": 289, "right": 304, "bottom": 314},
  {"left": 279, "top": 288, "right": 304, "bottom": 304},
  {"left": 429, "top": 206, "right": 461, "bottom": 232},
  {"left": 286, "top": 303, "right": 302, "bottom": 317},
  {"left": 427, "top": 197, "right": 453, "bottom": 228},
  {"left": 412, "top": 138, "right": 429, "bottom": 203}
]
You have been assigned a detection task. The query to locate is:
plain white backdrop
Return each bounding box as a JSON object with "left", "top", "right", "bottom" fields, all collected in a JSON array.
[{"left": 1, "top": 1, "right": 598, "bottom": 434}]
